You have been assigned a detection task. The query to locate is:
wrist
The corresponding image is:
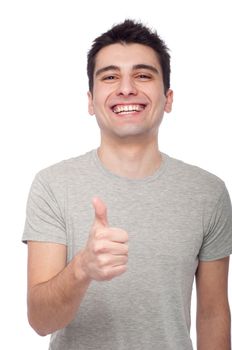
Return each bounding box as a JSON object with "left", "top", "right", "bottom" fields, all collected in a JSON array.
[{"left": 72, "top": 250, "right": 92, "bottom": 285}]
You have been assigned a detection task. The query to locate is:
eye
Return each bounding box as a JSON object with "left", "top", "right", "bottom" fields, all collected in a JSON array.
[
  {"left": 136, "top": 74, "right": 151, "bottom": 80},
  {"left": 102, "top": 75, "right": 117, "bottom": 81}
]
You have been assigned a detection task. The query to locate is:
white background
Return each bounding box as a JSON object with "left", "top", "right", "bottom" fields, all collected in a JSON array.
[{"left": 0, "top": 0, "right": 231, "bottom": 348}]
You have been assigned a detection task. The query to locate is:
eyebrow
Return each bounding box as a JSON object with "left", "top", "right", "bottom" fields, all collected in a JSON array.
[
  {"left": 133, "top": 64, "right": 159, "bottom": 75},
  {"left": 95, "top": 64, "right": 159, "bottom": 77},
  {"left": 95, "top": 65, "right": 119, "bottom": 77}
]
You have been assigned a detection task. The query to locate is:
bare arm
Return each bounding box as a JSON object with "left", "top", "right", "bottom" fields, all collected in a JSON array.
[
  {"left": 27, "top": 242, "right": 91, "bottom": 336},
  {"left": 195, "top": 256, "right": 231, "bottom": 350}
]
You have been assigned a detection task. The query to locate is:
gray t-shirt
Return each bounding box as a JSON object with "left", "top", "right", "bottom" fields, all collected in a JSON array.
[{"left": 22, "top": 149, "right": 232, "bottom": 350}]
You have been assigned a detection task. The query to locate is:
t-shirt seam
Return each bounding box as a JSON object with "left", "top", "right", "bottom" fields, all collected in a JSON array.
[
  {"left": 22, "top": 232, "right": 67, "bottom": 244},
  {"left": 65, "top": 164, "right": 70, "bottom": 247},
  {"left": 91, "top": 149, "right": 169, "bottom": 185},
  {"left": 199, "top": 247, "right": 232, "bottom": 260},
  {"left": 36, "top": 171, "right": 67, "bottom": 238},
  {"left": 203, "top": 182, "right": 226, "bottom": 237}
]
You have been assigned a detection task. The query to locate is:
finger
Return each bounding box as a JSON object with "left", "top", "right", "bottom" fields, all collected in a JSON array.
[
  {"left": 97, "top": 254, "right": 128, "bottom": 268},
  {"left": 93, "top": 240, "right": 128, "bottom": 255},
  {"left": 92, "top": 196, "right": 108, "bottom": 228},
  {"left": 107, "top": 227, "right": 129, "bottom": 243},
  {"left": 112, "top": 254, "right": 128, "bottom": 267}
]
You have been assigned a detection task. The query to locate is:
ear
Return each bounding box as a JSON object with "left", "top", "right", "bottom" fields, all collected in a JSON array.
[
  {"left": 164, "top": 89, "right": 173, "bottom": 113},
  {"left": 87, "top": 91, "right": 95, "bottom": 115}
]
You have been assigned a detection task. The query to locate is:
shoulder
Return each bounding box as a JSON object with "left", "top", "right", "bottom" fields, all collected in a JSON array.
[
  {"left": 165, "top": 153, "right": 227, "bottom": 201},
  {"left": 33, "top": 149, "right": 94, "bottom": 188}
]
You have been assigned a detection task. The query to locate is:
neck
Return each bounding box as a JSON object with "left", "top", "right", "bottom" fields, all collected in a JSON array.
[{"left": 97, "top": 136, "right": 162, "bottom": 179}]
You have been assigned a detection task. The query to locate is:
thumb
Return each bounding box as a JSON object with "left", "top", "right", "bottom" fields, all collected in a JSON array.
[{"left": 92, "top": 196, "right": 109, "bottom": 228}]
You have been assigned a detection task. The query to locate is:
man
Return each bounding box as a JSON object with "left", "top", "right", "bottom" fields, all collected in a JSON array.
[{"left": 22, "top": 19, "right": 232, "bottom": 349}]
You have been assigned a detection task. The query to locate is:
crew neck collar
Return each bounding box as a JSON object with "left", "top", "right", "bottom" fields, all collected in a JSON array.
[{"left": 91, "top": 148, "right": 169, "bottom": 185}]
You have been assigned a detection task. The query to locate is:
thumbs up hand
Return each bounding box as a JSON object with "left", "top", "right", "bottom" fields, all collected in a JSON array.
[{"left": 79, "top": 197, "right": 128, "bottom": 281}]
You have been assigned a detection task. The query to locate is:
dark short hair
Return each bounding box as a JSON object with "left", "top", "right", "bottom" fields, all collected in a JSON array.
[{"left": 87, "top": 19, "right": 171, "bottom": 95}]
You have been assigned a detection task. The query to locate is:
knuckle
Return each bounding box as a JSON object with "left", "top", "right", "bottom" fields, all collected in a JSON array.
[
  {"left": 95, "top": 228, "right": 107, "bottom": 240},
  {"left": 92, "top": 242, "right": 100, "bottom": 254},
  {"left": 119, "top": 265, "right": 127, "bottom": 274},
  {"left": 97, "top": 254, "right": 109, "bottom": 268},
  {"left": 93, "top": 241, "right": 107, "bottom": 254},
  {"left": 101, "top": 268, "right": 112, "bottom": 281},
  {"left": 94, "top": 231, "right": 102, "bottom": 240},
  {"left": 99, "top": 243, "right": 108, "bottom": 254}
]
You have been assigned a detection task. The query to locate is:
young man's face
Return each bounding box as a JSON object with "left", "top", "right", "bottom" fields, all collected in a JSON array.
[{"left": 88, "top": 43, "right": 173, "bottom": 141}]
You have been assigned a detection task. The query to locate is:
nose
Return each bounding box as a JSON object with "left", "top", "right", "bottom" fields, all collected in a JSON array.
[{"left": 116, "top": 76, "right": 138, "bottom": 96}]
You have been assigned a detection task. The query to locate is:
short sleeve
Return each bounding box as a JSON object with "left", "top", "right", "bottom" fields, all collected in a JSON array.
[
  {"left": 22, "top": 172, "right": 67, "bottom": 245},
  {"left": 199, "top": 184, "right": 232, "bottom": 261}
]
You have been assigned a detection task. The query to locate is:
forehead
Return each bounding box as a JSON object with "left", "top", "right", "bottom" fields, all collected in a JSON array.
[{"left": 94, "top": 43, "right": 161, "bottom": 72}]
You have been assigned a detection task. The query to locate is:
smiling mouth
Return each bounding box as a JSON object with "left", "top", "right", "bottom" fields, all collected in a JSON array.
[{"left": 111, "top": 104, "right": 146, "bottom": 115}]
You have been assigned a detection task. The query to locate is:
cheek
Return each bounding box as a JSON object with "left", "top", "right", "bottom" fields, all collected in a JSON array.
[
  {"left": 92, "top": 90, "right": 109, "bottom": 111},
  {"left": 150, "top": 93, "right": 165, "bottom": 108}
]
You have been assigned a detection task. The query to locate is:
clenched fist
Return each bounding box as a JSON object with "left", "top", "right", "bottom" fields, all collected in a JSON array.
[{"left": 79, "top": 197, "right": 128, "bottom": 281}]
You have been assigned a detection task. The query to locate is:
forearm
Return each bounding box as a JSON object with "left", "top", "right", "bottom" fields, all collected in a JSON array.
[
  {"left": 28, "top": 251, "right": 91, "bottom": 336},
  {"left": 196, "top": 309, "right": 231, "bottom": 350}
]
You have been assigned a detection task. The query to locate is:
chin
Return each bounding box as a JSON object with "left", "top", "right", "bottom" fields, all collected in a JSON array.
[{"left": 112, "top": 127, "right": 152, "bottom": 139}]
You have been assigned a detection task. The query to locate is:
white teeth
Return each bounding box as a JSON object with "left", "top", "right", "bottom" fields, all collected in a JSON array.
[{"left": 112, "top": 104, "right": 145, "bottom": 114}]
